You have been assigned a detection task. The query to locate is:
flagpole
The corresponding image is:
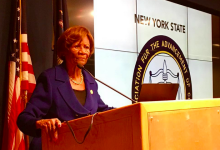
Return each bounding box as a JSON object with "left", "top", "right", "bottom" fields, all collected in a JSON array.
[{"left": 23, "top": 90, "right": 29, "bottom": 150}]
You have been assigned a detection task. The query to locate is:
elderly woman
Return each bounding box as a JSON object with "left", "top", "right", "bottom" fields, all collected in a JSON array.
[{"left": 17, "top": 26, "right": 113, "bottom": 150}]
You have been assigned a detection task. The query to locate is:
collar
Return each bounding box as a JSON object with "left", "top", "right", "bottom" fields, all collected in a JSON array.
[{"left": 55, "top": 62, "right": 95, "bottom": 84}]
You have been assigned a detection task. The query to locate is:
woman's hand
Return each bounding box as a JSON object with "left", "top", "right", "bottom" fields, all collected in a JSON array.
[{"left": 36, "top": 118, "right": 62, "bottom": 141}]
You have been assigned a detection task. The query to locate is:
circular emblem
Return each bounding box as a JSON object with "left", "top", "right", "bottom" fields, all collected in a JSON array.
[{"left": 132, "top": 35, "right": 192, "bottom": 101}]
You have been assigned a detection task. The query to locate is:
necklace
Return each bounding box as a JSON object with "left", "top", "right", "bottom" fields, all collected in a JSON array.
[{"left": 69, "top": 72, "right": 83, "bottom": 85}]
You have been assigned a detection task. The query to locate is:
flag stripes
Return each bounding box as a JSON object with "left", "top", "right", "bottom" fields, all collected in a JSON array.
[{"left": 21, "top": 34, "right": 36, "bottom": 93}]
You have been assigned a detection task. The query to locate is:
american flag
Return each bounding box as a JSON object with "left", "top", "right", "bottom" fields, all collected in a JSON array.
[
  {"left": 53, "top": 0, "right": 69, "bottom": 66},
  {"left": 1, "top": 0, "right": 36, "bottom": 149}
]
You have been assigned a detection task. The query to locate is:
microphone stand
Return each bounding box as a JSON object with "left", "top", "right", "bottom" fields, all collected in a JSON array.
[{"left": 78, "top": 64, "right": 137, "bottom": 103}]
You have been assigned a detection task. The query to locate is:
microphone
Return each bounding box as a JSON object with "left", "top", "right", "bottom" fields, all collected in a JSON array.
[{"left": 77, "top": 64, "right": 137, "bottom": 103}]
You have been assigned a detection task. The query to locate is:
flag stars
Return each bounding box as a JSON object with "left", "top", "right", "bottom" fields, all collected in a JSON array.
[
  {"left": 59, "top": 10, "right": 63, "bottom": 15},
  {"left": 18, "top": 17, "right": 20, "bottom": 20},
  {"left": 16, "top": 49, "right": 19, "bottom": 52},
  {"left": 16, "top": 58, "right": 20, "bottom": 62},
  {"left": 17, "top": 7, "right": 20, "bottom": 12},
  {"left": 11, "top": 53, "right": 15, "bottom": 57},
  {"left": 16, "top": 67, "right": 20, "bottom": 72},
  {"left": 13, "top": 38, "right": 17, "bottom": 43},
  {"left": 59, "top": 20, "right": 63, "bottom": 28}
]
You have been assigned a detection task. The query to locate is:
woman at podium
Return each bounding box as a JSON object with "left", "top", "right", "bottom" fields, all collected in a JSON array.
[{"left": 17, "top": 26, "right": 113, "bottom": 150}]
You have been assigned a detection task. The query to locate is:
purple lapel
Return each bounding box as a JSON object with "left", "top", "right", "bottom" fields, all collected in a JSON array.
[{"left": 82, "top": 69, "right": 96, "bottom": 111}]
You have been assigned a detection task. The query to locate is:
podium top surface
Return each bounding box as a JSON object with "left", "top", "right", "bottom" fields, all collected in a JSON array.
[{"left": 139, "top": 98, "right": 220, "bottom": 112}]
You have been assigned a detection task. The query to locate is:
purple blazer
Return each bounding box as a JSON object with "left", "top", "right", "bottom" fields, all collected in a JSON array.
[{"left": 17, "top": 63, "right": 113, "bottom": 150}]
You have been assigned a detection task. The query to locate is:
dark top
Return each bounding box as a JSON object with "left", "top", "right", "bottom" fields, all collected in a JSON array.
[
  {"left": 73, "top": 89, "right": 86, "bottom": 106},
  {"left": 17, "top": 63, "right": 113, "bottom": 150}
]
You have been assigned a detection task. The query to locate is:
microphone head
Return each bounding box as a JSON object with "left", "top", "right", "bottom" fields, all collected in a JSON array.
[{"left": 77, "top": 63, "right": 84, "bottom": 69}]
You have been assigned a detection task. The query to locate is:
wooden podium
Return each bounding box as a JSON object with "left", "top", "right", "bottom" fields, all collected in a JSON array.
[{"left": 42, "top": 99, "right": 220, "bottom": 150}]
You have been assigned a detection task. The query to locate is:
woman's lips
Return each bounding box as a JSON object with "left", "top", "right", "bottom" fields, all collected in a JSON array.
[{"left": 77, "top": 57, "right": 87, "bottom": 61}]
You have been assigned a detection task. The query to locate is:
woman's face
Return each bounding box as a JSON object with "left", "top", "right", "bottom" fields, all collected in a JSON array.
[{"left": 66, "top": 36, "right": 90, "bottom": 66}]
